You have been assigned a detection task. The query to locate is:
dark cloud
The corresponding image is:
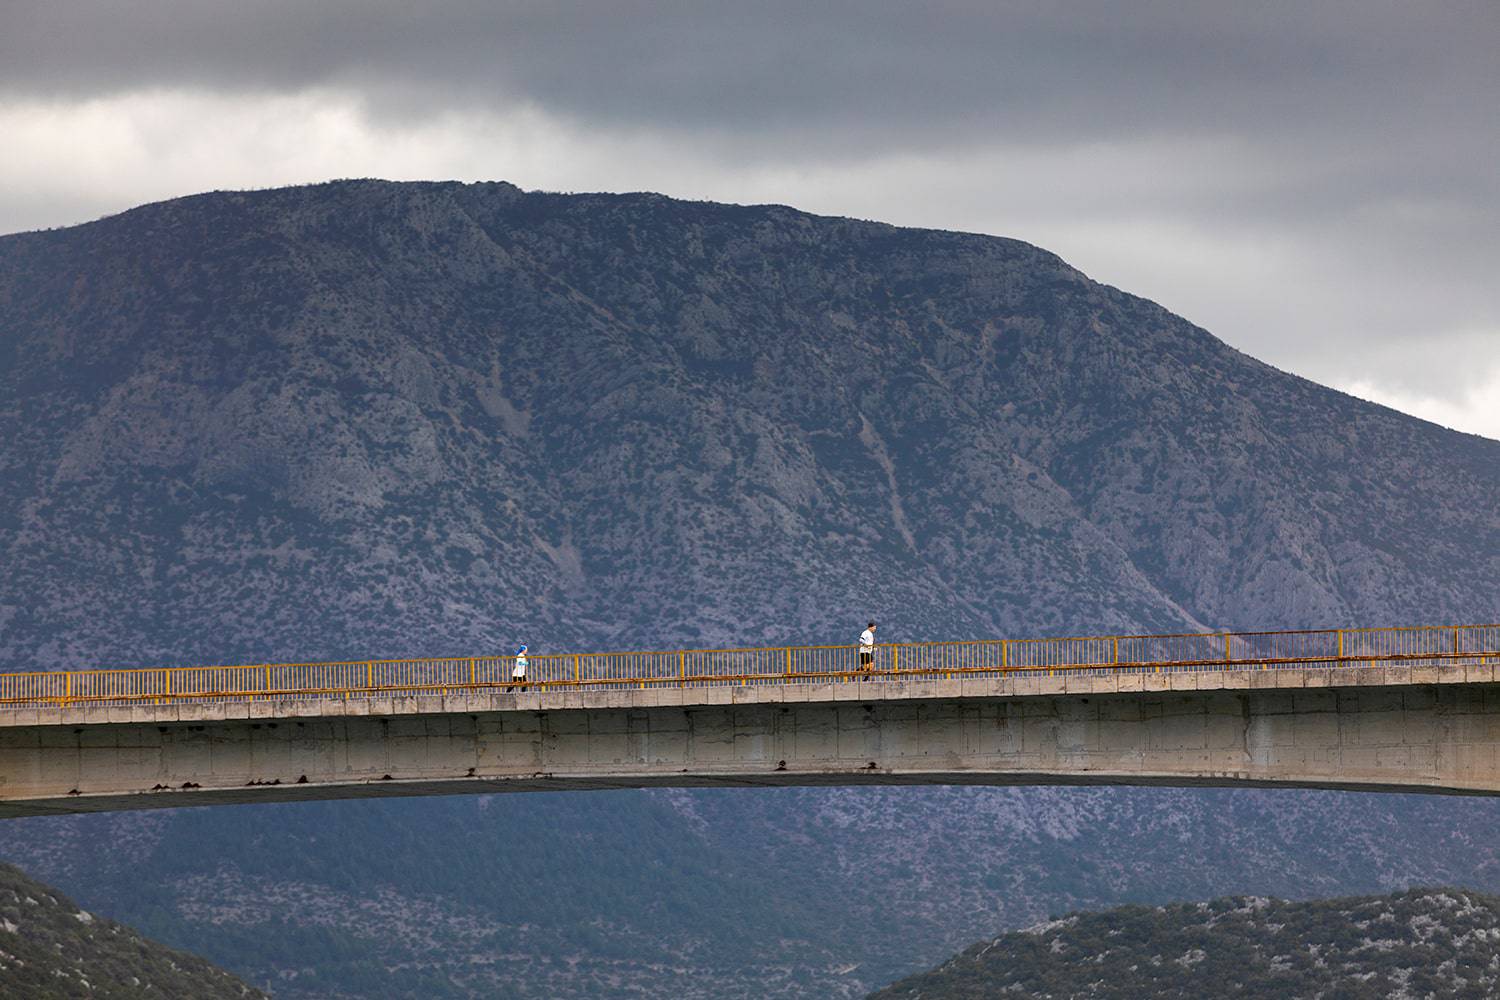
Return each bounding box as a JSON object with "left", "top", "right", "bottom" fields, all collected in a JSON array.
[{"left": 3, "top": 2, "right": 1496, "bottom": 145}]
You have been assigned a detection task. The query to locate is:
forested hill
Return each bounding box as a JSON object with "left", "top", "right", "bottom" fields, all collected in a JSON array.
[
  {"left": 1, "top": 181, "right": 1499, "bottom": 998},
  {"left": 0, "top": 862, "right": 267, "bottom": 999},
  {"left": 871, "top": 888, "right": 1500, "bottom": 1000}
]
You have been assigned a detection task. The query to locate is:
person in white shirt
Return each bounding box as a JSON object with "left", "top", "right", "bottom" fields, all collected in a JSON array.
[
  {"left": 859, "top": 622, "right": 877, "bottom": 672},
  {"left": 507, "top": 644, "right": 529, "bottom": 692}
]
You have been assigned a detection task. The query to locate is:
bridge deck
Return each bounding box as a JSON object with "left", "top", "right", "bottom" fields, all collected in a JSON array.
[{"left": 6, "top": 632, "right": 1500, "bottom": 816}]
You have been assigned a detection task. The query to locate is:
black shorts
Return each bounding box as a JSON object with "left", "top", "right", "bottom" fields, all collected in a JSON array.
[{"left": 859, "top": 651, "right": 874, "bottom": 665}]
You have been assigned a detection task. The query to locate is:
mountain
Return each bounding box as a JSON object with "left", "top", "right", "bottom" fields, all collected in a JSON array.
[
  {"left": 0, "top": 860, "right": 267, "bottom": 999},
  {"left": 2, "top": 180, "right": 1496, "bottom": 670},
  {"left": 1, "top": 180, "right": 1498, "bottom": 997},
  {"left": 872, "top": 887, "right": 1500, "bottom": 999}
]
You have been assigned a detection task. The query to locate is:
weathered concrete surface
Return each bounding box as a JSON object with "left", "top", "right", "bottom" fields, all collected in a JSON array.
[{"left": 3, "top": 663, "right": 1500, "bottom": 817}]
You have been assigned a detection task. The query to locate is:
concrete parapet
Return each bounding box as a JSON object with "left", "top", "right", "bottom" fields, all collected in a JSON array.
[{"left": 4, "top": 663, "right": 1484, "bottom": 730}]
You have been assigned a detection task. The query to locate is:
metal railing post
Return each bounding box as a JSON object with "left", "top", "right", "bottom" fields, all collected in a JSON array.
[
  {"left": 573, "top": 654, "right": 581, "bottom": 686},
  {"left": 1337, "top": 630, "right": 1344, "bottom": 660},
  {"left": 366, "top": 661, "right": 374, "bottom": 689}
]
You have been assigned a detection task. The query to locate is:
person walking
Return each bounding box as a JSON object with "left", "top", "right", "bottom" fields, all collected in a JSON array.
[
  {"left": 859, "top": 622, "right": 877, "bottom": 672},
  {"left": 507, "top": 644, "right": 529, "bottom": 692}
]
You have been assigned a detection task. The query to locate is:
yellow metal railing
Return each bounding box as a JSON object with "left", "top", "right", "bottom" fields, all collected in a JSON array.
[{"left": 2, "top": 623, "right": 1498, "bottom": 709}]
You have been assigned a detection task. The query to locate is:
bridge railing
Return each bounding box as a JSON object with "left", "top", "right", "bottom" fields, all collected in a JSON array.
[{"left": 3, "top": 623, "right": 1498, "bottom": 708}]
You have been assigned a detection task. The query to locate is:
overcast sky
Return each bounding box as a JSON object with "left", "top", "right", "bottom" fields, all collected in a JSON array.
[{"left": 3, "top": 2, "right": 1497, "bottom": 439}]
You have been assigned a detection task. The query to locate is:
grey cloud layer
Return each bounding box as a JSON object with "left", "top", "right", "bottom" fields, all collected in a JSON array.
[{"left": 6, "top": 3, "right": 1495, "bottom": 141}]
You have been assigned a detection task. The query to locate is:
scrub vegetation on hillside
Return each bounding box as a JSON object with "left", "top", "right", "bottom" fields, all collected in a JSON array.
[
  {"left": 0, "top": 862, "right": 266, "bottom": 999},
  {"left": 873, "top": 888, "right": 1500, "bottom": 1000}
]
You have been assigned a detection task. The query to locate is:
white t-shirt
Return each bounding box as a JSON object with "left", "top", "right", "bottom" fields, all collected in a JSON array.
[
  {"left": 859, "top": 629, "right": 875, "bottom": 651},
  {"left": 512, "top": 654, "right": 528, "bottom": 678}
]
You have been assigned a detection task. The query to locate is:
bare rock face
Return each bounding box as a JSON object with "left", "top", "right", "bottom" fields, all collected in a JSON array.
[{"left": 2, "top": 181, "right": 1499, "bottom": 998}]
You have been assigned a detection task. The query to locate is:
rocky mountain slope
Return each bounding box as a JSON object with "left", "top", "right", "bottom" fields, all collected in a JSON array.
[
  {"left": 873, "top": 887, "right": 1500, "bottom": 999},
  {"left": 0, "top": 861, "right": 267, "bottom": 999},
  {"left": 1, "top": 180, "right": 1495, "bottom": 671},
  {"left": 1, "top": 181, "right": 1498, "bottom": 997}
]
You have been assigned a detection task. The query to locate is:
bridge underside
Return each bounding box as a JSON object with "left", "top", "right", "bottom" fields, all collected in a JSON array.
[
  {"left": 5, "top": 771, "right": 1498, "bottom": 819},
  {"left": 5, "top": 667, "right": 1500, "bottom": 817}
]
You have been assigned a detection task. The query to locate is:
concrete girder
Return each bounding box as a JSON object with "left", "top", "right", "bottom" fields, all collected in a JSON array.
[{"left": 4, "top": 666, "right": 1500, "bottom": 816}]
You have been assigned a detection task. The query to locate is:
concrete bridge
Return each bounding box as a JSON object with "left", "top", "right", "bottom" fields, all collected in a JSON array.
[{"left": 2, "top": 624, "right": 1499, "bottom": 817}]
